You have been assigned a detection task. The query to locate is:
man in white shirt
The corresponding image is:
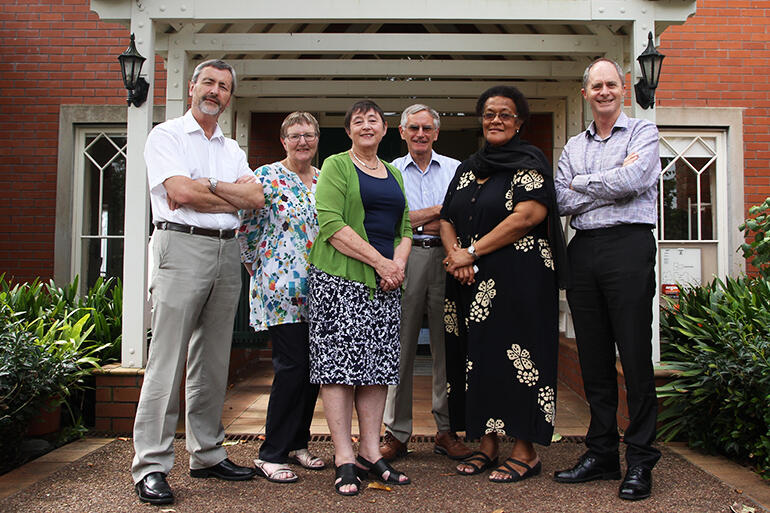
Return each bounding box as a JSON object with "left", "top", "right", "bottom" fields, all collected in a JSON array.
[
  {"left": 381, "top": 104, "right": 472, "bottom": 461},
  {"left": 132, "top": 59, "right": 264, "bottom": 505}
]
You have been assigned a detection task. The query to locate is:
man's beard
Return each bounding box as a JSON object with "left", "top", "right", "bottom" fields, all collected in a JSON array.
[{"left": 198, "top": 97, "right": 222, "bottom": 115}]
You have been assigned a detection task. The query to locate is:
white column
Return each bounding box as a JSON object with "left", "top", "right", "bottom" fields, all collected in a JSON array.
[
  {"left": 120, "top": 10, "right": 154, "bottom": 369},
  {"left": 631, "top": 18, "right": 661, "bottom": 365}
]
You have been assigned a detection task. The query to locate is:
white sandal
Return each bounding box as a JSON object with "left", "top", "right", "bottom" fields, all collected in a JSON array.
[
  {"left": 287, "top": 449, "right": 326, "bottom": 470},
  {"left": 253, "top": 459, "right": 299, "bottom": 483}
]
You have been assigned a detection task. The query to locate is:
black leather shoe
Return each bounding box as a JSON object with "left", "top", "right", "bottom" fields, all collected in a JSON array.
[
  {"left": 618, "top": 465, "right": 652, "bottom": 500},
  {"left": 190, "top": 458, "right": 257, "bottom": 481},
  {"left": 135, "top": 472, "right": 174, "bottom": 504},
  {"left": 553, "top": 453, "right": 621, "bottom": 483}
]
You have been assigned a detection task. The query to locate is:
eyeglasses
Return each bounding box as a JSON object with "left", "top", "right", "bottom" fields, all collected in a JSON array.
[
  {"left": 405, "top": 124, "right": 435, "bottom": 134},
  {"left": 482, "top": 111, "right": 518, "bottom": 122},
  {"left": 285, "top": 133, "right": 318, "bottom": 142}
]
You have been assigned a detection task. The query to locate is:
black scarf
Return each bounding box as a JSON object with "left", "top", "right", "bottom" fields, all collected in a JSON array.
[{"left": 468, "top": 134, "right": 571, "bottom": 289}]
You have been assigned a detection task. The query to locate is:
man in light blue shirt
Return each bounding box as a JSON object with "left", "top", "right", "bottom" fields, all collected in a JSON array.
[{"left": 381, "top": 104, "right": 472, "bottom": 461}]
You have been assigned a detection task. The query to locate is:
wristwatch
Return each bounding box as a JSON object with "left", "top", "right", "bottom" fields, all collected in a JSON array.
[
  {"left": 467, "top": 244, "right": 480, "bottom": 261},
  {"left": 208, "top": 177, "right": 218, "bottom": 193}
]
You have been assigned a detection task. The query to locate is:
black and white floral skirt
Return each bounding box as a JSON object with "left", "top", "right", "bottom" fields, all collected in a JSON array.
[{"left": 308, "top": 266, "right": 401, "bottom": 386}]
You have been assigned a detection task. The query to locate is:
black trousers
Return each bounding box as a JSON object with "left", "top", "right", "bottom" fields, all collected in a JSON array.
[
  {"left": 259, "top": 322, "right": 320, "bottom": 463},
  {"left": 566, "top": 224, "right": 661, "bottom": 470}
]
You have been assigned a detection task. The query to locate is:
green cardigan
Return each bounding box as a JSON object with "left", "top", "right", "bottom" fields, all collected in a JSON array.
[{"left": 309, "top": 151, "right": 412, "bottom": 291}]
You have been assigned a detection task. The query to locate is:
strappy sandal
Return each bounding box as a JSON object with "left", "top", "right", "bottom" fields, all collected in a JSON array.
[
  {"left": 253, "top": 459, "right": 298, "bottom": 483},
  {"left": 334, "top": 463, "right": 361, "bottom": 496},
  {"left": 456, "top": 451, "right": 498, "bottom": 476},
  {"left": 489, "top": 457, "right": 542, "bottom": 483},
  {"left": 288, "top": 449, "right": 326, "bottom": 470},
  {"left": 355, "top": 455, "right": 411, "bottom": 485}
]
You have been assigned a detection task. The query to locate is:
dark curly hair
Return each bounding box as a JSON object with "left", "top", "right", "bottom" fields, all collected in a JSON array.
[{"left": 475, "top": 85, "right": 530, "bottom": 126}]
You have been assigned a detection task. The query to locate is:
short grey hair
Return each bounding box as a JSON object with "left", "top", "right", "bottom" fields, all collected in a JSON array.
[
  {"left": 280, "top": 111, "right": 320, "bottom": 138},
  {"left": 191, "top": 59, "right": 237, "bottom": 93},
  {"left": 582, "top": 58, "right": 624, "bottom": 89},
  {"left": 399, "top": 104, "right": 441, "bottom": 130}
]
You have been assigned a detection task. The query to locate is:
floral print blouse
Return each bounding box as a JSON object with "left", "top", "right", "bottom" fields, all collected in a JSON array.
[{"left": 238, "top": 161, "right": 319, "bottom": 331}]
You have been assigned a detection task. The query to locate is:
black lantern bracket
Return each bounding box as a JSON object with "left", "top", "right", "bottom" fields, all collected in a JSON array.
[
  {"left": 634, "top": 32, "right": 665, "bottom": 110},
  {"left": 118, "top": 33, "right": 150, "bottom": 107}
]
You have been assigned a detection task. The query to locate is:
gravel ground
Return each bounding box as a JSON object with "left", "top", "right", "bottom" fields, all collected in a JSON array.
[{"left": 2, "top": 439, "right": 757, "bottom": 513}]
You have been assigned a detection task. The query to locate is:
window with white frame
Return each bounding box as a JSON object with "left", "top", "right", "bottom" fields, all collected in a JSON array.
[
  {"left": 73, "top": 127, "right": 127, "bottom": 291},
  {"left": 657, "top": 129, "right": 729, "bottom": 279}
]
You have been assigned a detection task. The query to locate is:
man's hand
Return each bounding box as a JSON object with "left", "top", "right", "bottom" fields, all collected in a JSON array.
[
  {"left": 236, "top": 174, "right": 257, "bottom": 184},
  {"left": 623, "top": 152, "right": 639, "bottom": 167}
]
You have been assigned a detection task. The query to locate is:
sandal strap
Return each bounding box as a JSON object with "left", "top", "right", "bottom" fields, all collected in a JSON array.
[
  {"left": 504, "top": 457, "right": 534, "bottom": 472},
  {"left": 356, "top": 456, "right": 408, "bottom": 484},
  {"left": 462, "top": 451, "right": 493, "bottom": 471},
  {"left": 335, "top": 463, "right": 361, "bottom": 484}
]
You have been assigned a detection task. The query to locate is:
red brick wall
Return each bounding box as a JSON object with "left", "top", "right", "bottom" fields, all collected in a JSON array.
[
  {"left": 0, "top": 0, "right": 166, "bottom": 283},
  {"left": 656, "top": 0, "right": 770, "bottom": 210}
]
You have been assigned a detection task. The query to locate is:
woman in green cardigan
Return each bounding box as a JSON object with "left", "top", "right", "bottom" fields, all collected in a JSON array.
[{"left": 308, "top": 100, "right": 412, "bottom": 496}]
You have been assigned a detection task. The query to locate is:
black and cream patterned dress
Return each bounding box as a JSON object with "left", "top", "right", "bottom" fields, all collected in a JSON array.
[
  {"left": 441, "top": 165, "right": 559, "bottom": 445},
  {"left": 308, "top": 267, "right": 402, "bottom": 385}
]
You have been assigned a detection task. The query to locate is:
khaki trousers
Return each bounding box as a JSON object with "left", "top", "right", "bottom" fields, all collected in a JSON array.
[
  {"left": 131, "top": 230, "right": 241, "bottom": 483},
  {"left": 383, "top": 245, "right": 450, "bottom": 443}
]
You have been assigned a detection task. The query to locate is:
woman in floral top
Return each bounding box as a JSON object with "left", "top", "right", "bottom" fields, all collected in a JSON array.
[{"left": 238, "top": 112, "right": 323, "bottom": 483}]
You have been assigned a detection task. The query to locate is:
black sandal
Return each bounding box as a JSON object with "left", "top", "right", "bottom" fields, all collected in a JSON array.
[
  {"left": 456, "top": 451, "right": 498, "bottom": 475},
  {"left": 334, "top": 463, "right": 361, "bottom": 496},
  {"left": 355, "top": 455, "right": 411, "bottom": 485},
  {"left": 489, "top": 457, "right": 542, "bottom": 483}
]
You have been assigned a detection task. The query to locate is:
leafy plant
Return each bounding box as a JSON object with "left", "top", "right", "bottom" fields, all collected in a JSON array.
[
  {"left": 0, "top": 306, "right": 107, "bottom": 472},
  {"left": 739, "top": 197, "right": 770, "bottom": 279},
  {"left": 658, "top": 275, "right": 770, "bottom": 480}
]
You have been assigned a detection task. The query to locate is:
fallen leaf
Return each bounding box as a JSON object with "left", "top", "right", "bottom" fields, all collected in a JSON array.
[
  {"left": 367, "top": 482, "right": 392, "bottom": 491},
  {"left": 257, "top": 434, "right": 266, "bottom": 441},
  {"left": 118, "top": 437, "right": 130, "bottom": 442},
  {"left": 491, "top": 509, "right": 505, "bottom": 513},
  {"left": 551, "top": 432, "right": 562, "bottom": 443},
  {"left": 351, "top": 436, "right": 359, "bottom": 443},
  {"left": 87, "top": 462, "right": 94, "bottom": 467},
  {"left": 222, "top": 440, "right": 238, "bottom": 446},
  {"left": 730, "top": 504, "right": 755, "bottom": 513}
]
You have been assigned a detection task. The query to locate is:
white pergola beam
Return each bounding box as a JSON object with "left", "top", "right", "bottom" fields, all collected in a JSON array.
[
  {"left": 230, "top": 59, "right": 588, "bottom": 79},
  {"left": 93, "top": 0, "right": 696, "bottom": 25},
  {"left": 156, "top": 32, "right": 612, "bottom": 55},
  {"left": 235, "top": 80, "right": 580, "bottom": 98}
]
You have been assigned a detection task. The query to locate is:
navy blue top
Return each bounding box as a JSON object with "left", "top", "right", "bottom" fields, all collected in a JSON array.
[{"left": 355, "top": 166, "right": 406, "bottom": 260}]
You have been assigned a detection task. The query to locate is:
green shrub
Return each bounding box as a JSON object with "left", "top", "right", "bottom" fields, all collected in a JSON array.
[
  {"left": 0, "top": 275, "right": 122, "bottom": 363},
  {"left": 0, "top": 306, "right": 107, "bottom": 472},
  {"left": 739, "top": 197, "right": 770, "bottom": 279},
  {"left": 658, "top": 275, "right": 770, "bottom": 479}
]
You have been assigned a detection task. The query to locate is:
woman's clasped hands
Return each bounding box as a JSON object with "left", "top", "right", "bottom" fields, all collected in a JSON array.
[
  {"left": 443, "top": 244, "right": 476, "bottom": 286},
  {"left": 376, "top": 257, "right": 406, "bottom": 291}
]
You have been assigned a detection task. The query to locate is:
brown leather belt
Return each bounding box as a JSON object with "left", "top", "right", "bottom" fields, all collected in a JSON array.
[
  {"left": 412, "top": 238, "right": 442, "bottom": 248},
  {"left": 155, "top": 221, "right": 236, "bottom": 240}
]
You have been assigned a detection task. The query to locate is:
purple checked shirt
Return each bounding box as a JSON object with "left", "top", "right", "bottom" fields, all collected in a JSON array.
[{"left": 555, "top": 112, "right": 660, "bottom": 230}]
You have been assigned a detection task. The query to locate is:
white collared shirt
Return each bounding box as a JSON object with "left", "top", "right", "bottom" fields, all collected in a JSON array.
[{"left": 145, "top": 110, "right": 252, "bottom": 230}]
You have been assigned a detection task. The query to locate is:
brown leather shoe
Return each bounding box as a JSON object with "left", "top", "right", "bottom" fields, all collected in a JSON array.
[
  {"left": 434, "top": 431, "right": 473, "bottom": 460},
  {"left": 379, "top": 431, "right": 408, "bottom": 461}
]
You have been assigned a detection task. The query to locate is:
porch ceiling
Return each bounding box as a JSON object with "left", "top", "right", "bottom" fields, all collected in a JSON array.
[{"left": 93, "top": 0, "right": 696, "bottom": 114}]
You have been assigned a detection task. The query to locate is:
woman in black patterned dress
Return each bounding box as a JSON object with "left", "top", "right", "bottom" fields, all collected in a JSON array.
[{"left": 440, "top": 86, "right": 568, "bottom": 483}]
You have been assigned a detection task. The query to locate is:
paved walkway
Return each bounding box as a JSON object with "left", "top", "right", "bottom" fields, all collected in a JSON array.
[{"left": 1, "top": 358, "right": 767, "bottom": 511}]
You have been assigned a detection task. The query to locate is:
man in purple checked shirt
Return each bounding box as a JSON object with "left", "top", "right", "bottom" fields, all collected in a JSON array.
[{"left": 553, "top": 58, "right": 661, "bottom": 502}]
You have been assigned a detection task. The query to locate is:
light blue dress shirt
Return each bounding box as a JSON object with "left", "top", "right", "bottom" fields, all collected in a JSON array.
[
  {"left": 391, "top": 150, "right": 460, "bottom": 239},
  {"left": 555, "top": 112, "right": 660, "bottom": 230}
]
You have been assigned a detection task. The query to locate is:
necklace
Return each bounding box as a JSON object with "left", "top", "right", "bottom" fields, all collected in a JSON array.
[{"left": 350, "top": 150, "right": 380, "bottom": 171}]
